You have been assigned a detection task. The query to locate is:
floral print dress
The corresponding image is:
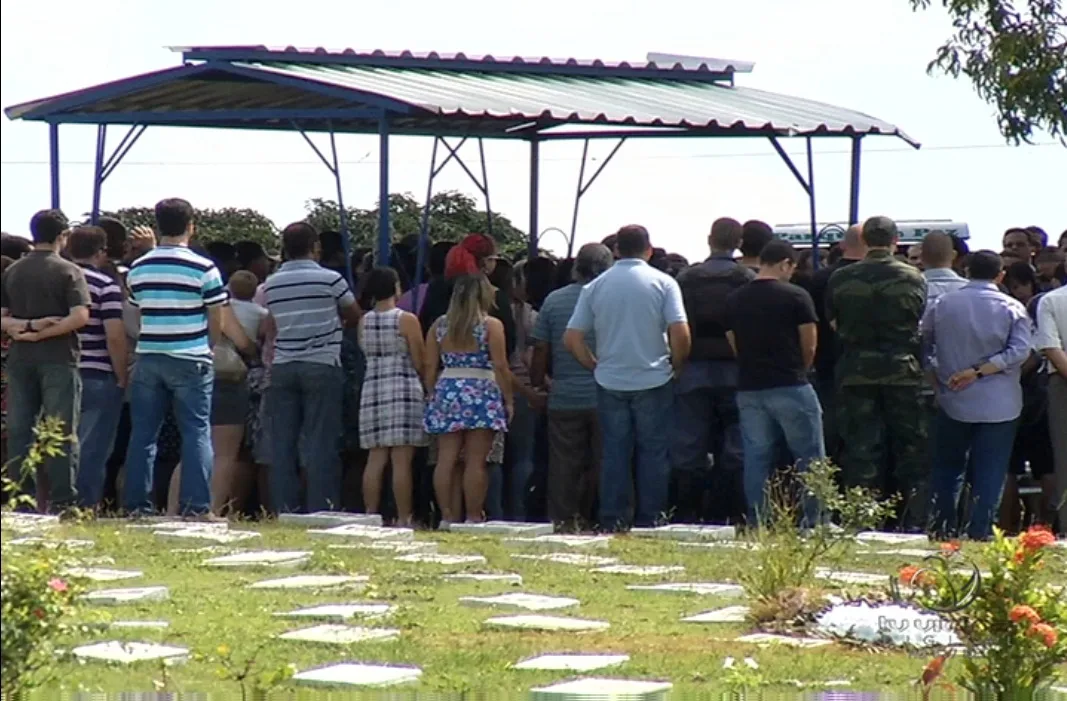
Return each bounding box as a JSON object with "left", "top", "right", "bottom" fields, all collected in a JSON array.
[{"left": 424, "top": 319, "right": 508, "bottom": 434}]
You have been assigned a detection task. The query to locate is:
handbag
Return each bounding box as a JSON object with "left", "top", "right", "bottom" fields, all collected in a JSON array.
[{"left": 213, "top": 343, "right": 248, "bottom": 383}]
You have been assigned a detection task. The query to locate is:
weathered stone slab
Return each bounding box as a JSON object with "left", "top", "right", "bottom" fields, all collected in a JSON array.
[
  {"left": 632, "top": 524, "right": 736, "bottom": 542},
  {"left": 444, "top": 573, "right": 523, "bottom": 585},
  {"left": 247, "top": 575, "right": 367, "bottom": 590},
  {"left": 460, "top": 593, "right": 580, "bottom": 611},
  {"left": 292, "top": 662, "right": 422, "bottom": 687},
  {"left": 530, "top": 678, "right": 672, "bottom": 700},
  {"left": 394, "top": 553, "right": 486, "bottom": 566},
  {"left": 327, "top": 541, "right": 437, "bottom": 554},
  {"left": 308, "top": 524, "right": 414, "bottom": 541},
  {"left": 855, "top": 531, "right": 930, "bottom": 546},
  {"left": 110, "top": 620, "right": 170, "bottom": 629},
  {"left": 1, "top": 513, "right": 59, "bottom": 532},
  {"left": 514, "top": 654, "right": 629, "bottom": 671},
  {"left": 63, "top": 567, "right": 143, "bottom": 582},
  {"left": 626, "top": 582, "right": 744, "bottom": 597},
  {"left": 682, "top": 605, "right": 750, "bottom": 623},
  {"left": 513, "top": 553, "right": 618, "bottom": 567},
  {"left": 203, "top": 550, "right": 311, "bottom": 569},
  {"left": 277, "top": 624, "right": 400, "bottom": 644},
  {"left": 279, "top": 512, "right": 383, "bottom": 528},
  {"left": 736, "top": 633, "right": 832, "bottom": 648},
  {"left": 503, "top": 535, "right": 612, "bottom": 550},
  {"left": 865, "top": 548, "right": 940, "bottom": 558},
  {"left": 592, "top": 565, "right": 684, "bottom": 576},
  {"left": 814, "top": 568, "right": 888, "bottom": 586},
  {"left": 80, "top": 586, "right": 169, "bottom": 605},
  {"left": 133, "top": 518, "right": 227, "bottom": 531},
  {"left": 679, "top": 541, "right": 760, "bottom": 551},
  {"left": 447, "top": 520, "right": 554, "bottom": 536},
  {"left": 815, "top": 602, "right": 960, "bottom": 648},
  {"left": 155, "top": 528, "right": 259, "bottom": 544},
  {"left": 8, "top": 537, "right": 94, "bottom": 550},
  {"left": 484, "top": 614, "right": 610, "bottom": 632},
  {"left": 72, "top": 641, "right": 188, "bottom": 664},
  {"left": 275, "top": 603, "right": 395, "bottom": 621}
]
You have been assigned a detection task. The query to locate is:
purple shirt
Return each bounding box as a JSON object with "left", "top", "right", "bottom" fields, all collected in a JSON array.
[
  {"left": 398, "top": 283, "right": 429, "bottom": 316},
  {"left": 921, "top": 281, "right": 1032, "bottom": 423}
]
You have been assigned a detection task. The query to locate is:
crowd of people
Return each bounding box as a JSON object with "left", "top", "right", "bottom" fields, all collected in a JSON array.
[{"left": 1, "top": 199, "right": 1065, "bottom": 540}]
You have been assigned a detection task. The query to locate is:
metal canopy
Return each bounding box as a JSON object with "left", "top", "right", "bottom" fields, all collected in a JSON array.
[{"left": 4, "top": 45, "right": 920, "bottom": 271}]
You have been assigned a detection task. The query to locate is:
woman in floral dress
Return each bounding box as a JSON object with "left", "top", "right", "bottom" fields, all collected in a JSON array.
[
  {"left": 359, "top": 267, "right": 427, "bottom": 525},
  {"left": 424, "top": 274, "right": 512, "bottom": 525}
]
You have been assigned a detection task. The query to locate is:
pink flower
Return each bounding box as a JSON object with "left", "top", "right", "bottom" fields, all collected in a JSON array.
[{"left": 47, "top": 578, "right": 68, "bottom": 593}]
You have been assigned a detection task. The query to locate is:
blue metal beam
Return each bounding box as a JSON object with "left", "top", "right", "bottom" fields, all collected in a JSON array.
[
  {"left": 806, "top": 137, "right": 819, "bottom": 270},
  {"left": 329, "top": 126, "right": 354, "bottom": 288},
  {"left": 577, "top": 138, "right": 625, "bottom": 197},
  {"left": 378, "top": 115, "right": 391, "bottom": 265},
  {"left": 567, "top": 138, "right": 625, "bottom": 258},
  {"left": 43, "top": 108, "right": 384, "bottom": 125},
  {"left": 768, "top": 136, "right": 811, "bottom": 197},
  {"left": 90, "top": 125, "right": 107, "bottom": 224},
  {"left": 849, "top": 136, "right": 863, "bottom": 225},
  {"left": 48, "top": 124, "right": 60, "bottom": 209},
  {"left": 432, "top": 136, "right": 467, "bottom": 177},
  {"left": 413, "top": 137, "right": 441, "bottom": 314},
  {"left": 100, "top": 125, "right": 146, "bottom": 182},
  {"left": 437, "top": 138, "right": 487, "bottom": 194},
  {"left": 528, "top": 139, "right": 540, "bottom": 258},
  {"left": 478, "top": 138, "right": 493, "bottom": 237}
]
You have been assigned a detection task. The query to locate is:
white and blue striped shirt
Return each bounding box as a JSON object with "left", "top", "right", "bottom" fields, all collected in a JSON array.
[
  {"left": 127, "top": 245, "right": 228, "bottom": 359},
  {"left": 263, "top": 260, "right": 354, "bottom": 367}
]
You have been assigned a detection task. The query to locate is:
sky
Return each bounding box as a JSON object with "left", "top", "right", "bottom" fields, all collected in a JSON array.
[{"left": 1, "top": 0, "right": 1063, "bottom": 261}]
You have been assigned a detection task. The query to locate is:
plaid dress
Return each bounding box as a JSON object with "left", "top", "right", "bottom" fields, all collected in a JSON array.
[{"left": 358, "top": 308, "right": 428, "bottom": 449}]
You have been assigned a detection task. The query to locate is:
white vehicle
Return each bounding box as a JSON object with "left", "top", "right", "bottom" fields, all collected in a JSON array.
[{"left": 774, "top": 220, "right": 970, "bottom": 247}]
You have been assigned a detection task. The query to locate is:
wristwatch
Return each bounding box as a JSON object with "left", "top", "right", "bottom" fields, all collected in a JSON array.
[{"left": 972, "top": 364, "right": 984, "bottom": 379}]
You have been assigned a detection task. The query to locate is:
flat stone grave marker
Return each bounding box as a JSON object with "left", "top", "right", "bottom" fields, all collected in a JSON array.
[
  {"left": 156, "top": 528, "right": 260, "bottom": 545},
  {"left": 110, "top": 620, "right": 170, "bottom": 629},
  {"left": 815, "top": 602, "right": 959, "bottom": 648},
  {"left": 247, "top": 574, "right": 367, "bottom": 590},
  {"left": 275, "top": 603, "right": 395, "bottom": 621},
  {"left": 632, "top": 524, "right": 736, "bottom": 542},
  {"left": 72, "top": 641, "right": 189, "bottom": 664},
  {"left": 503, "top": 535, "right": 612, "bottom": 550},
  {"left": 328, "top": 541, "right": 437, "bottom": 554},
  {"left": 680, "top": 540, "right": 760, "bottom": 551},
  {"left": 444, "top": 572, "right": 523, "bottom": 585},
  {"left": 1, "top": 513, "right": 59, "bottom": 532},
  {"left": 530, "top": 678, "right": 672, "bottom": 700},
  {"left": 308, "top": 524, "right": 414, "bottom": 541},
  {"left": 855, "top": 531, "right": 930, "bottom": 546},
  {"left": 682, "top": 605, "right": 750, "bottom": 623},
  {"left": 484, "top": 614, "right": 610, "bottom": 632},
  {"left": 514, "top": 654, "right": 630, "bottom": 671},
  {"left": 447, "top": 520, "right": 554, "bottom": 536},
  {"left": 170, "top": 545, "right": 234, "bottom": 554},
  {"left": 73, "top": 556, "right": 116, "bottom": 567},
  {"left": 592, "top": 565, "right": 684, "bottom": 576},
  {"left": 736, "top": 633, "right": 832, "bottom": 648},
  {"left": 460, "top": 593, "right": 580, "bottom": 611},
  {"left": 81, "top": 586, "right": 169, "bottom": 605},
  {"left": 8, "top": 537, "right": 95, "bottom": 550},
  {"left": 865, "top": 548, "right": 940, "bottom": 559},
  {"left": 394, "top": 553, "right": 486, "bottom": 566},
  {"left": 292, "top": 662, "right": 422, "bottom": 688},
  {"left": 63, "top": 567, "right": 143, "bottom": 582},
  {"left": 203, "top": 550, "right": 311, "bottom": 569},
  {"left": 626, "top": 582, "right": 744, "bottom": 597},
  {"left": 279, "top": 511, "right": 383, "bottom": 528},
  {"left": 513, "top": 553, "right": 618, "bottom": 567},
  {"left": 278, "top": 624, "right": 400, "bottom": 645},
  {"left": 132, "top": 518, "right": 227, "bottom": 531},
  {"left": 814, "top": 568, "right": 888, "bottom": 586}
]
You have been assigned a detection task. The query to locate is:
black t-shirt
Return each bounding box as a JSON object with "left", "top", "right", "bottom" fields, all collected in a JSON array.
[{"left": 725, "top": 279, "right": 818, "bottom": 391}]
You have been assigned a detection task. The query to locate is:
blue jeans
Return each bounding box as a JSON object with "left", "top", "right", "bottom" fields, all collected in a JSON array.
[
  {"left": 737, "top": 384, "right": 825, "bottom": 525},
  {"left": 124, "top": 355, "right": 214, "bottom": 515},
  {"left": 930, "top": 411, "right": 1018, "bottom": 540},
  {"left": 597, "top": 381, "right": 674, "bottom": 529},
  {"left": 506, "top": 394, "right": 536, "bottom": 521},
  {"left": 267, "top": 362, "right": 344, "bottom": 513},
  {"left": 76, "top": 374, "right": 125, "bottom": 509}
]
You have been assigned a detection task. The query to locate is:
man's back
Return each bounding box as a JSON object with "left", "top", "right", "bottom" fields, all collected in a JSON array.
[
  {"left": 568, "top": 259, "right": 686, "bottom": 391},
  {"left": 828, "top": 250, "right": 926, "bottom": 386},
  {"left": 676, "top": 255, "right": 753, "bottom": 363},
  {"left": 2, "top": 251, "right": 89, "bottom": 365},
  {"left": 534, "top": 283, "right": 596, "bottom": 409},
  {"left": 127, "top": 245, "right": 227, "bottom": 360},
  {"left": 263, "top": 260, "right": 352, "bottom": 366},
  {"left": 808, "top": 258, "right": 860, "bottom": 382}
]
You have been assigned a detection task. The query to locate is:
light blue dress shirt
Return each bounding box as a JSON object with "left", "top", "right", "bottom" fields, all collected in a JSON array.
[
  {"left": 921, "top": 281, "right": 1033, "bottom": 423},
  {"left": 567, "top": 258, "right": 688, "bottom": 392},
  {"left": 923, "top": 267, "right": 968, "bottom": 305}
]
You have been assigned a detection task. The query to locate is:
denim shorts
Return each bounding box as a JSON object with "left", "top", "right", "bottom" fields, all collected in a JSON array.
[{"left": 211, "top": 380, "right": 249, "bottom": 426}]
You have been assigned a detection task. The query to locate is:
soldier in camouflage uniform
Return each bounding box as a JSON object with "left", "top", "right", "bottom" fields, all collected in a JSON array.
[{"left": 826, "top": 216, "right": 928, "bottom": 529}]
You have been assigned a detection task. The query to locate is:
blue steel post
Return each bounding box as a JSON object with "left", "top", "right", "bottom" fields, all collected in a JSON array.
[
  {"left": 90, "top": 125, "right": 107, "bottom": 224},
  {"left": 528, "top": 139, "right": 539, "bottom": 258},
  {"left": 568, "top": 139, "right": 590, "bottom": 255},
  {"left": 849, "top": 136, "right": 863, "bottom": 225},
  {"left": 378, "top": 115, "right": 391, "bottom": 266},
  {"left": 48, "top": 124, "right": 60, "bottom": 209},
  {"left": 478, "top": 138, "right": 492, "bottom": 237},
  {"left": 328, "top": 126, "right": 354, "bottom": 288},
  {"left": 413, "top": 137, "right": 440, "bottom": 314},
  {"left": 806, "top": 137, "right": 819, "bottom": 271}
]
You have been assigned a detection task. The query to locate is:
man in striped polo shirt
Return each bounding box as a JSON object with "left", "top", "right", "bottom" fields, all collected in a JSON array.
[
  {"left": 124, "top": 198, "right": 229, "bottom": 516},
  {"left": 68, "top": 226, "right": 128, "bottom": 510},
  {"left": 263, "top": 222, "right": 360, "bottom": 513}
]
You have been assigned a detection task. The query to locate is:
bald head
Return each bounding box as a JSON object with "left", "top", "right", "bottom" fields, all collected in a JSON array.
[
  {"left": 708, "top": 217, "right": 743, "bottom": 254},
  {"left": 921, "top": 230, "right": 955, "bottom": 269},
  {"left": 841, "top": 224, "right": 867, "bottom": 259}
]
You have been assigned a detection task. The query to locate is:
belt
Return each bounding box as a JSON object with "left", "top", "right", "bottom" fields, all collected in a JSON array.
[{"left": 441, "top": 367, "right": 495, "bottom": 381}]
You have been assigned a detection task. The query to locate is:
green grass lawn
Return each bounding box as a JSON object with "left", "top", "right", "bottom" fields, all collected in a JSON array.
[{"left": 4, "top": 519, "right": 1066, "bottom": 698}]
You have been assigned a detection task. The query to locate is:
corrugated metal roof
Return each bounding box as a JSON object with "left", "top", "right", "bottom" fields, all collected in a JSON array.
[{"left": 240, "top": 61, "right": 917, "bottom": 144}]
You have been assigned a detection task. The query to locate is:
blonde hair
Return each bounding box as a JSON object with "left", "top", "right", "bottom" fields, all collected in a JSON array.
[{"left": 446, "top": 274, "right": 494, "bottom": 347}]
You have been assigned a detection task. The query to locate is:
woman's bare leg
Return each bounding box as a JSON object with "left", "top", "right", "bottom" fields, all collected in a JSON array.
[
  {"left": 210, "top": 425, "right": 245, "bottom": 515},
  {"left": 462, "top": 430, "right": 493, "bottom": 522},
  {"left": 433, "top": 434, "right": 463, "bottom": 523},
  {"left": 362, "top": 448, "right": 390, "bottom": 514},
  {"left": 389, "top": 446, "right": 415, "bottom": 526}
]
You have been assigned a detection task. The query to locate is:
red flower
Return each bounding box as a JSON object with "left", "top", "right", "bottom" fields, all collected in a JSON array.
[
  {"left": 33, "top": 608, "right": 45, "bottom": 620},
  {"left": 939, "top": 540, "right": 961, "bottom": 555},
  {"left": 47, "top": 578, "right": 68, "bottom": 593},
  {"left": 1014, "top": 550, "right": 1026, "bottom": 565},
  {"left": 899, "top": 565, "right": 933, "bottom": 587},
  {"left": 1019, "top": 525, "right": 1056, "bottom": 553},
  {"left": 1030, "top": 623, "right": 1058, "bottom": 648},
  {"left": 1009, "top": 605, "right": 1041, "bottom": 625}
]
